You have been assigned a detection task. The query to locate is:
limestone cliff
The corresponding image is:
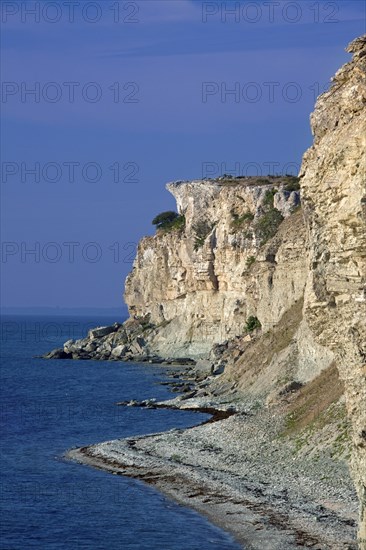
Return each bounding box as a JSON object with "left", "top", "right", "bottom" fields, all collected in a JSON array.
[
  {"left": 124, "top": 176, "right": 304, "bottom": 359},
  {"left": 300, "top": 35, "right": 366, "bottom": 546}
]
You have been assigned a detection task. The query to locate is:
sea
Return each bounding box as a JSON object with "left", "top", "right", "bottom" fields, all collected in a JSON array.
[{"left": 0, "top": 315, "right": 241, "bottom": 550}]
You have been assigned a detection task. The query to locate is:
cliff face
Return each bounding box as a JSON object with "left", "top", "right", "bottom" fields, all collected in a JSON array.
[
  {"left": 123, "top": 36, "right": 366, "bottom": 544},
  {"left": 300, "top": 36, "right": 366, "bottom": 544},
  {"left": 125, "top": 178, "right": 304, "bottom": 359}
]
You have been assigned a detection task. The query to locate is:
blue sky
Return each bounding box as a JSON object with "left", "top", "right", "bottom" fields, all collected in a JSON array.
[{"left": 1, "top": 0, "right": 365, "bottom": 311}]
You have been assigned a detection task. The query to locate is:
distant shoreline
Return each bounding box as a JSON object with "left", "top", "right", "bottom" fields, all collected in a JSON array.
[{"left": 0, "top": 308, "right": 127, "bottom": 318}]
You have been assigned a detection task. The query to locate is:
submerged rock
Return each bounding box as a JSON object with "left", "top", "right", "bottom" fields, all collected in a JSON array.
[{"left": 43, "top": 348, "right": 72, "bottom": 360}]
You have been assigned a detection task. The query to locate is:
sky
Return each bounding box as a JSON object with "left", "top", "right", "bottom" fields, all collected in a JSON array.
[{"left": 1, "top": 0, "right": 365, "bottom": 312}]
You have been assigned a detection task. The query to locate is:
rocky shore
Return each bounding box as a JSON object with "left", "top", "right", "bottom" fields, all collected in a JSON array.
[
  {"left": 67, "top": 366, "right": 358, "bottom": 550},
  {"left": 43, "top": 319, "right": 198, "bottom": 366}
]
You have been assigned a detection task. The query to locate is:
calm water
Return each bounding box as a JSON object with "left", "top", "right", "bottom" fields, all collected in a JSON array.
[{"left": 0, "top": 316, "right": 241, "bottom": 549}]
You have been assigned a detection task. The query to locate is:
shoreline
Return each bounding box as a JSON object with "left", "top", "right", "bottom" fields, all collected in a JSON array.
[
  {"left": 66, "top": 385, "right": 358, "bottom": 550},
  {"left": 68, "top": 443, "right": 256, "bottom": 548},
  {"left": 67, "top": 440, "right": 307, "bottom": 550}
]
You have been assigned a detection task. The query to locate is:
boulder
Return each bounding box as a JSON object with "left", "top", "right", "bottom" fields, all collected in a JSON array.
[
  {"left": 64, "top": 338, "right": 86, "bottom": 353},
  {"left": 72, "top": 352, "right": 91, "bottom": 360},
  {"left": 129, "top": 338, "right": 146, "bottom": 355},
  {"left": 111, "top": 345, "right": 129, "bottom": 358},
  {"left": 88, "top": 325, "right": 119, "bottom": 340},
  {"left": 212, "top": 363, "right": 225, "bottom": 375},
  {"left": 84, "top": 342, "right": 97, "bottom": 353}
]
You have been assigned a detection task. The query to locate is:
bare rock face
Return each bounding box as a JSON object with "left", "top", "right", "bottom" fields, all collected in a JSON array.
[
  {"left": 124, "top": 177, "right": 304, "bottom": 359},
  {"left": 300, "top": 35, "right": 366, "bottom": 546}
]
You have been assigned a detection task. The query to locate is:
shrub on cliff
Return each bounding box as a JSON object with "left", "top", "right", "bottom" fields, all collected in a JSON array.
[
  {"left": 255, "top": 208, "right": 284, "bottom": 244},
  {"left": 152, "top": 211, "right": 178, "bottom": 227},
  {"left": 193, "top": 220, "right": 214, "bottom": 250},
  {"left": 245, "top": 316, "right": 261, "bottom": 333},
  {"left": 246, "top": 255, "right": 256, "bottom": 268},
  {"left": 284, "top": 175, "right": 300, "bottom": 192},
  {"left": 254, "top": 188, "right": 284, "bottom": 244},
  {"left": 152, "top": 211, "right": 185, "bottom": 232},
  {"left": 263, "top": 189, "right": 277, "bottom": 208},
  {"left": 231, "top": 210, "right": 254, "bottom": 229}
]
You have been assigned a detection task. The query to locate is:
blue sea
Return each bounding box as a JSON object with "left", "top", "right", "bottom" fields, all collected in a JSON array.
[{"left": 0, "top": 316, "right": 241, "bottom": 549}]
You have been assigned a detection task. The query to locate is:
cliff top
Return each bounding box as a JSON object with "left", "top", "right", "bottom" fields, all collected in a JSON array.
[
  {"left": 167, "top": 174, "right": 300, "bottom": 190},
  {"left": 346, "top": 34, "right": 366, "bottom": 56}
]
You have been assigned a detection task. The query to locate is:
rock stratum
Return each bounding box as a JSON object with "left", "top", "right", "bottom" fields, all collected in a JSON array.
[
  {"left": 300, "top": 35, "right": 366, "bottom": 545},
  {"left": 47, "top": 36, "right": 366, "bottom": 547}
]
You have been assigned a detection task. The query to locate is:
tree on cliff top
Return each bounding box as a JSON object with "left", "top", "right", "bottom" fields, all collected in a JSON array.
[
  {"left": 152, "top": 211, "right": 187, "bottom": 233},
  {"left": 152, "top": 211, "right": 179, "bottom": 229}
]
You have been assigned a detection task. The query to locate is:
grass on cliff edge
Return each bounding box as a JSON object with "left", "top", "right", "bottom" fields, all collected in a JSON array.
[
  {"left": 215, "top": 175, "right": 300, "bottom": 187},
  {"left": 283, "top": 362, "right": 345, "bottom": 436},
  {"left": 281, "top": 363, "right": 350, "bottom": 459}
]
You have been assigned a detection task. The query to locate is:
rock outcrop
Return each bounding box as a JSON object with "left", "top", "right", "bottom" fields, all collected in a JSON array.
[
  {"left": 300, "top": 35, "right": 366, "bottom": 546},
  {"left": 124, "top": 176, "right": 304, "bottom": 359},
  {"left": 45, "top": 175, "right": 304, "bottom": 364}
]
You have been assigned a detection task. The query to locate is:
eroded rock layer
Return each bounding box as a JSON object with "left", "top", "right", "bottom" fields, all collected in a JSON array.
[{"left": 300, "top": 35, "right": 366, "bottom": 545}]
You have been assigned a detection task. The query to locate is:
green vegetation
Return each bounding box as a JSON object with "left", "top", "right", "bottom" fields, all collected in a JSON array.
[
  {"left": 245, "top": 315, "right": 261, "bottom": 333},
  {"left": 152, "top": 211, "right": 178, "bottom": 227},
  {"left": 217, "top": 176, "right": 271, "bottom": 187},
  {"left": 246, "top": 255, "right": 256, "bottom": 268},
  {"left": 280, "top": 363, "right": 347, "bottom": 459},
  {"left": 287, "top": 404, "right": 350, "bottom": 458},
  {"left": 255, "top": 207, "right": 284, "bottom": 244},
  {"left": 168, "top": 215, "right": 186, "bottom": 232},
  {"left": 152, "top": 211, "right": 185, "bottom": 232},
  {"left": 231, "top": 210, "right": 254, "bottom": 229},
  {"left": 217, "top": 178, "right": 242, "bottom": 186},
  {"left": 263, "top": 188, "right": 277, "bottom": 208},
  {"left": 193, "top": 220, "right": 214, "bottom": 250},
  {"left": 253, "top": 188, "right": 284, "bottom": 244},
  {"left": 284, "top": 175, "right": 300, "bottom": 192}
]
